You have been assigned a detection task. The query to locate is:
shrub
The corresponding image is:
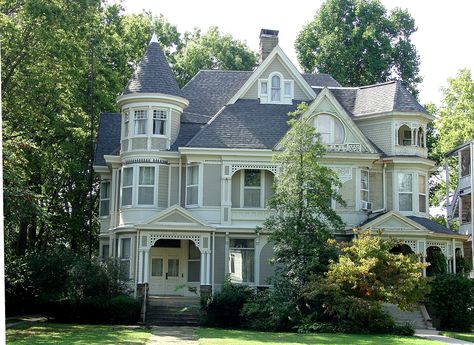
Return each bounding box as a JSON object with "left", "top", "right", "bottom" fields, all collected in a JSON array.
[
  {"left": 455, "top": 256, "right": 472, "bottom": 275},
  {"left": 428, "top": 273, "right": 474, "bottom": 331},
  {"left": 201, "top": 277, "right": 253, "bottom": 328},
  {"left": 427, "top": 250, "right": 447, "bottom": 276}
]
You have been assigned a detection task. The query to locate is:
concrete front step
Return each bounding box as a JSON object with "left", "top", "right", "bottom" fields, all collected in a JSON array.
[
  {"left": 382, "top": 303, "right": 432, "bottom": 330},
  {"left": 146, "top": 297, "right": 201, "bottom": 326}
]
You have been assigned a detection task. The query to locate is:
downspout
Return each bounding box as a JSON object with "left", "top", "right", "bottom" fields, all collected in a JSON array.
[
  {"left": 212, "top": 231, "right": 215, "bottom": 293},
  {"left": 178, "top": 157, "right": 182, "bottom": 206},
  {"left": 134, "top": 228, "right": 140, "bottom": 298},
  {"left": 445, "top": 157, "right": 450, "bottom": 230},
  {"left": 470, "top": 142, "right": 474, "bottom": 274}
]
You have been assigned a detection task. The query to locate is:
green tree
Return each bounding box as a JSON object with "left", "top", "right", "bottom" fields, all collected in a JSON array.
[
  {"left": 174, "top": 26, "right": 258, "bottom": 86},
  {"left": 263, "top": 103, "right": 344, "bottom": 291},
  {"left": 304, "top": 230, "right": 428, "bottom": 329},
  {"left": 295, "top": 0, "right": 421, "bottom": 95}
]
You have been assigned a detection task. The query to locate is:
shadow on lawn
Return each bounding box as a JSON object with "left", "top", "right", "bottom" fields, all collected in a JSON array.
[
  {"left": 199, "top": 328, "right": 430, "bottom": 345},
  {"left": 7, "top": 322, "right": 150, "bottom": 345}
]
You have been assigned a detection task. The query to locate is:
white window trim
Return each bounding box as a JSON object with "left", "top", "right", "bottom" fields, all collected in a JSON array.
[
  {"left": 120, "top": 164, "right": 159, "bottom": 209},
  {"left": 123, "top": 109, "right": 130, "bottom": 139},
  {"left": 258, "top": 72, "right": 293, "bottom": 105},
  {"left": 118, "top": 237, "right": 132, "bottom": 280},
  {"left": 228, "top": 237, "right": 256, "bottom": 284},
  {"left": 137, "top": 166, "right": 157, "bottom": 206},
  {"left": 100, "top": 180, "right": 111, "bottom": 217},
  {"left": 151, "top": 108, "right": 169, "bottom": 137},
  {"left": 418, "top": 173, "right": 428, "bottom": 214},
  {"left": 314, "top": 114, "right": 346, "bottom": 144},
  {"left": 133, "top": 108, "right": 149, "bottom": 136},
  {"left": 121, "top": 167, "right": 134, "bottom": 208},
  {"left": 240, "top": 169, "right": 265, "bottom": 209},
  {"left": 360, "top": 169, "right": 369, "bottom": 206},
  {"left": 185, "top": 164, "right": 203, "bottom": 208}
]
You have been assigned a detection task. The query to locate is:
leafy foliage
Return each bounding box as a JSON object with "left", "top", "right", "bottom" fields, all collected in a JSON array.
[
  {"left": 295, "top": 0, "right": 421, "bottom": 95},
  {"left": 427, "top": 249, "right": 447, "bottom": 276},
  {"left": 428, "top": 274, "right": 474, "bottom": 331},
  {"left": 174, "top": 26, "right": 257, "bottom": 86}
]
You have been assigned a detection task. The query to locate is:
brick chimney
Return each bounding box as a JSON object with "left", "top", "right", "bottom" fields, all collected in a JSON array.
[{"left": 259, "top": 29, "right": 279, "bottom": 63}]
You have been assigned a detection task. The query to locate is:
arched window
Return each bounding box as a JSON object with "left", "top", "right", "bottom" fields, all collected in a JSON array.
[
  {"left": 417, "top": 127, "right": 424, "bottom": 147},
  {"left": 315, "top": 114, "right": 345, "bottom": 144},
  {"left": 398, "top": 125, "right": 412, "bottom": 146},
  {"left": 271, "top": 75, "right": 281, "bottom": 102}
]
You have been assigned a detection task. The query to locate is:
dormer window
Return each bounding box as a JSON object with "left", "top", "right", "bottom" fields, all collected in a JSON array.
[
  {"left": 271, "top": 75, "right": 281, "bottom": 102},
  {"left": 153, "top": 110, "right": 167, "bottom": 135},
  {"left": 315, "top": 114, "right": 345, "bottom": 144},
  {"left": 134, "top": 110, "right": 147, "bottom": 135},
  {"left": 258, "top": 72, "right": 293, "bottom": 104}
]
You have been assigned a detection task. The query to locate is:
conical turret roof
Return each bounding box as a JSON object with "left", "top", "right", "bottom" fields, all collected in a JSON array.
[{"left": 122, "top": 34, "right": 183, "bottom": 97}]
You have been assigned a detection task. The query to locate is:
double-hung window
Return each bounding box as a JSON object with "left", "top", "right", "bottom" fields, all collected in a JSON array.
[
  {"left": 243, "top": 170, "right": 261, "bottom": 208},
  {"left": 187, "top": 241, "right": 200, "bottom": 282},
  {"left": 360, "top": 170, "right": 369, "bottom": 205},
  {"left": 119, "top": 238, "right": 131, "bottom": 280},
  {"left": 229, "top": 239, "right": 255, "bottom": 283},
  {"left": 121, "top": 167, "right": 133, "bottom": 206},
  {"left": 398, "top": 173, "right": 413, "bottom": 211},
  {"left": 270, "top": 75, "right": 281, "bottom": 102},
  {"left": 101, "top": 244, "right": 109, "bottom": 261},
  {"left": 100, "top": 181, "right": 111, "bottom": 216},
  {"left": 153, "top": 110, "right": 167, "bottom": 135},
  {"left": 186, "top": 166, "right": 199, "bottom": 206},
  {"left": 260, "top": 81, "right": 268, "bottom": 98},
  {"left": 138, "top": 167, "right": 155, "bottom": 205},
  {"left": 134, "top": 110, "right": 148, "bottom": 135},
  {"left": 418, "top": 175, "right": 426, "bottom": 213},
  {"left": 123, "top": 110, "right": 130, "bottom": 137}
]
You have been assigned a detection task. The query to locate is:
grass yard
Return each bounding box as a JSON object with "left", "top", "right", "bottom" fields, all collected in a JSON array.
[
  {"left": 198, "top": 328, "right": 444, "bottom": 345},
  {"left": 6, "top": 322, "right": 153, "bottom": 345},
  {"left": 441, "top": 332, "right": 474, "bottom": 343}
]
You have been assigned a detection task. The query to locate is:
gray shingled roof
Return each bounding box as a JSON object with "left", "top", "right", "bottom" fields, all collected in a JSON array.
[
  {"left": 314, "top": 81, "right": 427, "bottom": 117},
  {"left": 407, "top": 216, "right": 456, "bottom": 235},
  {"left": 186, "top": 99, "right": 299, "bottom": 149},
  {"left": 94, "top": 113, "right": 121, "bottom": 166},
  {"left": 123, "top": 42, "right": 183, "bottom": 98},
  {"left": 302, "top": 73, "right": 341, "bottom": 87}
]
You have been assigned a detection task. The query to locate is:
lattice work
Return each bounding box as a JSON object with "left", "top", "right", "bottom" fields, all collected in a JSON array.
[
  {"left": 231, "top": 164, "right": 278, "bottom": 175},
  {"left": 403, "top": 240, "right": 417, "bottom": 253},
  {"left": 149, "top": 233, "right": 202, "bottom": 251},
  {"left": 427, "top": 241, "right": 447, "bottom": 255}
]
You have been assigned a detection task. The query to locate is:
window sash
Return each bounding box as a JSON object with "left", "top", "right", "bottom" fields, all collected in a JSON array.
[
  {"left": 186, "top": 166, "right": 199, "bottom": 205},
  {"left": 260, "top": 81, "right": 268, "bottom": 95},
  {"left": 153, "top": 110, "right": 167, "bottom": 135},
  {"left": 284, "top": 81, "right": 292, "bottom": 96},
  {"left": 229, "top": 247, "right": 254, "bottom": 283},
  {"left": 122, "top": 168, "right": 133, "bottom": 206},
  {"left": 418, "top": 175, "right": 426, "bottom": 213},
  {"left": 270, "top": 75, "right": 281, "bottom": 102},
  {"left": 100, "top": 182, "right": 111, "bottom": 216},
  {"left": 360, "top": 171, "right": 369, "bottom": 203},
  {"left": 134, "top": 110, "right": 148, "bottom": 135}
]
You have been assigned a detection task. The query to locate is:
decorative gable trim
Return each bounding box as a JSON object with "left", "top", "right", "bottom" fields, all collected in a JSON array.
[
  {"left": 227, "top": 46, "right": 315, "bottom": 104},
  {"left": 361, "top": 211, "right": 427, "bottom": 233},
  {"left": 138, "top": 204, "right": 214, "bottom": 231}
]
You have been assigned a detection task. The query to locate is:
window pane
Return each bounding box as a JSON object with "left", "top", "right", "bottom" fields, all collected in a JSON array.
[
  {"left": 360, "top": 171, "right": 369, "bottom": 190},
  {"left": 120, "top": 260, "right": 130, "bottom": 280},
  {"left": 100, "top": 182, "right": 110, "bottom": 199},
  {"left": 188, "top": 166, "right": 199, "bottom": 185},
  {"left": 271, "top": 75, "right": 280, "bottom": 87},
  {"left": 139, "top": 167, "right": 155, "bottom": 185},
  {"left": 398, "top": 173, "right": 412, "bottom": 192},
  {"left": 121, "top": 238, "right": 131, "bottom": 258},
  {"left": 230, "top": 239, "right": 254, "bottom": 248},
  {"left": 122, "top": 187, "right": 132, "bottom": 206},
  {"left": 151, "top": 258, "right": 163, "bottom": 276},
  {"left": 361, "top": 191, "right": 369, "bottom": 203},
  {"left": 284, "top": 81, "right": 291, "bottom": 96},
  {"left": 334, "top": 119, "right": 345, "bottom": 144},
  {"left": 399, "top": 194, "right": 413, "bottom": 211},
  {"left": 138, "top": 187, "right": 154, "bottom": 205},
  {"left": 123, "top": 168, "right": 133, "bottom": 187},
  {"left": 100, "top": 200, "right": 110, "bottom": 216},
  {"left": 418, "top": 175, "right": 426, "bottom": 194},
  {"left": 260, "top": 82, "right": 267, "bottom": 94},
  {"left": 188, "top": 261, "right": 200, "bottom": 282},
  {"left": 244, "top": 189, "right": 260, "bottom": 207},
  {"left": 189, "top": 241, "right": 200, "bottom": 260},
  {"left": 187, "top": 186, "right": 198, "bottom": 205},
  {"left": 271, "top": 88, "right": 281, "bottom": 101},
  {"left": 244, "top": 170, "right": 261, "bottom": 187},
  {"left": 316, "top": 115, "right": 331, "bottom": 133},
  {"left": 168, "top": 259, "right": 179, "bottom": 277},
  {"left": 102, "top": 245, "right": 109, "bottom": 260},
  {"left": 230, "top": 249, "right": 254, "bottom": 283},
  {"left": 419, "top": 195, "right": 426, "bottom": 213}
]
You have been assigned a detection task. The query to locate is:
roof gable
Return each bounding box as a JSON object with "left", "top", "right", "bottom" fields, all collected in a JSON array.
[
  {"left": 141, "top": 205, "right": 214, "bottom": 230},
  {"left": 227, "top": 46, "right": 315, "bottom": 104},
  {"left": 361, "top": 211, "right": 427, "bottom": 233}
]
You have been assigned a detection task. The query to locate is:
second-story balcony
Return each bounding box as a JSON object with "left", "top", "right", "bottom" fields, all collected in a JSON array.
[{"left": 394, "top": 144, "right": 428, "bottom": 158}]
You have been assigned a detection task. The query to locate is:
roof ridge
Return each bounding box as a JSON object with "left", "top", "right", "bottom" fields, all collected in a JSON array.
[
  {"left": 185, "top": 105, "right": 227, "bottom": 147},
  {"left": 197, "top": 69, "right": 253, "bottom": 73},
  {"left": 358, "top": 80, "right": 397, "bottom": 89}
]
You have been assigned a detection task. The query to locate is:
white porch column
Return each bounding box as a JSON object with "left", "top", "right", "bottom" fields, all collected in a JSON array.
[
  {"left": 138, "top": 249, "right": 144, "bottom": 283},
  {"left": 143, "top": 249, "right": 150, "bottom": 283},
  {"left": 453, "top": 239, "right": 457, "bottom": 274},
  {"left": 206, "top": 252, "right": 211, "bottom": 285},
  {"left": 422, "top": 256, "right": 427, "bottom": 277},
  {"left": 200, "top": 251, "right": 206, "bottom": 285}
]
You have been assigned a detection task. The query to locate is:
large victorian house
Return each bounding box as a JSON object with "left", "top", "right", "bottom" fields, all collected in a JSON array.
[{"left": 93, "top": 30, "right": 467, "bottom": 297}]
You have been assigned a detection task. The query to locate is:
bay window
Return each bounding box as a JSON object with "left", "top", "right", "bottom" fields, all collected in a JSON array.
[
  {"left": 138, "top": 166, "right": 155, "bottom": 205},
  {"left": 101, "top": 244, "right": 109, "bottom": 261},
  {"left": 153, "top": 109, "right": 167, "bottom": 135},
  {"left": 186, "top": 165, "right": 199, "bottom": 206},
  {"left": 100, "top": 181, "right": 111, "bottom": 216},
  {"left": 121, "top": 167, "right": 133, "bottom": 206},
  {"left": 134, "top": 110, "right": 147, "bottom": 135},
  {"left": 229, "top": 239, "right": 255, "bottom": 283},
  {"left": 243, "top": 169, "right": 261, "bottom": 208},
  {"left": 418, "top": 174, "right": 426, "bottom": 213},
  {"left": 398, "top": 173, "right": 413, "bottom": 211}
]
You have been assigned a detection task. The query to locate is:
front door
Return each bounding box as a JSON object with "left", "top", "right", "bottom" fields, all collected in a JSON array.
[{"left": 149, "top": 248, "right": 184, "bottom": 295}]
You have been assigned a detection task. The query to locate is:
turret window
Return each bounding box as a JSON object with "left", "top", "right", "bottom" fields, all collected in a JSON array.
[
  {"left": 153, "top": 110, "right": 167, "bottom": 135},
  {"left": 134, "top": 110, "right": 148, "bottom": 135},
  {"left": 123, "top": 111, "right": 130, "bottom": 137}
]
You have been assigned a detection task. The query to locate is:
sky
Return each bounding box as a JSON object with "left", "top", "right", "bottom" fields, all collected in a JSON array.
[{"left": 123, "top": 0, "right": 474, "bottom": 106}]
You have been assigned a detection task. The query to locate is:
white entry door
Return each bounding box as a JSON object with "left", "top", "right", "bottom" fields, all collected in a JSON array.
[{"left": 149, "top": 248, "right": 184, "bottom": 295}]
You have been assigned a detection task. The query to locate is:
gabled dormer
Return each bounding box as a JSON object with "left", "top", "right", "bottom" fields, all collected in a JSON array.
[{"left": 117, "top": 34, "right": 188, "bottom": 152}]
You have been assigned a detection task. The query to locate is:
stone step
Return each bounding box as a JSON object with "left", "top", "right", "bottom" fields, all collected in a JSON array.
[{"left": 146, "top": 319, "right": 199, "bottom": 326}]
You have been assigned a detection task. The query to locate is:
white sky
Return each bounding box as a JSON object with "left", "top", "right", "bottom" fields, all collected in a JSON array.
[{"left": 123, "top": 0, "right": 474, "bottom": 106}]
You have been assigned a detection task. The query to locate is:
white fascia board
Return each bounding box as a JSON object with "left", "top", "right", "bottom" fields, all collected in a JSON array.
[
  {"left": 178, "top": 147, "right": 274, "bottom": 157},
  {"left": 117, "top": 93, "right": 189, "bottom": 109},
  {"left": 93, "top": 165, "right": 110, "bottom": 174},
  {"left": 121, "top": 150, "right": 180, "bottom": 160},
  {"left": 227, "top": 46, "right": 315, "bottom": 105},
  {"left": 382, "top": 156, "right": 436, "bottom": 167},
  {"left": 352, "top": 111, "right": 435, "bottom": 122}
]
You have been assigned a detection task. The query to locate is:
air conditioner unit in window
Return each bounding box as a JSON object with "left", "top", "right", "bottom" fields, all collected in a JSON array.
[{"left": 361, "top": 201, "right": 372, "bottom": 211}]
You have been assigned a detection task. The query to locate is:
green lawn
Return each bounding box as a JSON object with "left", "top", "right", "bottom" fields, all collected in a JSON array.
[
  {"left": 6, "top": 322, "right": 153, "bottom": 345},
  {"left": 198, "top": 328, "right": 444, "bottom": 345},
  {"left": 441, "top": 331, "right": 474, "bottom": 343}
]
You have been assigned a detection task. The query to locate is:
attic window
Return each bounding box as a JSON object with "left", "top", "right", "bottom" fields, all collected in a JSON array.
[
  {"left": 315, "top": 114, "right": 345, "bottom": 144},
  {"left": 258, "top": 72, "right": 293, "bottom": 104},
  {"left": 271, "top": 75, "right": 281, "bottom": 102}
]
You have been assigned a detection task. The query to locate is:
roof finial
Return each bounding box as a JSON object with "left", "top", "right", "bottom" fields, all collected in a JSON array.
[{"left": 150, "top": 33, "right": 158, "bottom": 44}]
